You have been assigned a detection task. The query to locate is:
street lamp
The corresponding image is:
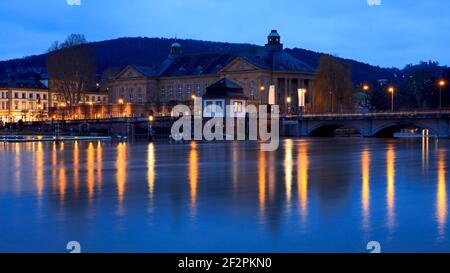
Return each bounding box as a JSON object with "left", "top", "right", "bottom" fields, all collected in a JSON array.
[
  {"left": 118, "top": 99, "right": 124, "bottom": 118},
  {"left": 286, "top": 96, "right": 292, "bottom": 115},
  {"left": 259, "top": 85, "right": 265, "bottom": 105},
  {"left": 439, "top": 80, "right": 446, "bottom": 110},
  {"left": 388, "top": 87, "right": 395, "bottom": 112},
  {"left": 363, "top": 84, "right": 370, "bottom": 92}
]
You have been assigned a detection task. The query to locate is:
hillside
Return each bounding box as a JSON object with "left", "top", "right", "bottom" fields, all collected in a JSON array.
[{"left": 0, "top": 37, "right": 395, "bottom": 84}]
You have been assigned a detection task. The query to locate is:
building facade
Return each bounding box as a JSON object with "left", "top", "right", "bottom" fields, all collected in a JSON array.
[
  {"left": 108, "top": 30, "right": 317, "bottom": 116},
  {"left": 0, "top": 78, "right": 50, "bottom": 122}
]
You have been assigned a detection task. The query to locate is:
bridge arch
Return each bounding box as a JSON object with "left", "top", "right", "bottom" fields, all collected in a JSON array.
[
  {"left": 372, "top": 121, "right": 437, "bottom": 137},
  {"left": 308, "top": 122, "right": 363, "bottom": 137}
]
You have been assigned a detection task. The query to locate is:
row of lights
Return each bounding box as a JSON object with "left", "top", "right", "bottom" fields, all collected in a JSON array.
[{"left": 361, "top": 79, "right": 447, "bottom": 111}]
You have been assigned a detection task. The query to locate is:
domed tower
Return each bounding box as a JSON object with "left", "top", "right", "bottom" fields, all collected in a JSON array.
[
  {"left": 265, "top": 29, "right": 283, "bottom": 51},
  {"left": 169, "top": 42, "right": 183, "bottom": 59}
]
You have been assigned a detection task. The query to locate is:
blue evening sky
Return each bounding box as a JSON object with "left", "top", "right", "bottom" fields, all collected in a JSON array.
[{"left": 0, "top": 0, "right": 449, "bottom": 68}]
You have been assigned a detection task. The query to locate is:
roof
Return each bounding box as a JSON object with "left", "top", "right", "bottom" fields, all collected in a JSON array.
[
  {"left": 122, "top": 44, "right": 315, "bottom": 79},
  {"left": 0, "top": 78, "right": 48, "bottom": 90},
  {"left": 202, "top": 78, "right": 248, "bottom": 99}
]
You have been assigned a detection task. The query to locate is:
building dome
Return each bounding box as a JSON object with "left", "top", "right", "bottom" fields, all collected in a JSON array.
[
  {"left": 169, "top": 41, "right": 183, "bottom": 58},
  {"left": 268, "top": 29, "right": 280, "bottom": 38},
  {"left": 266, "top": 29, "right": 283, "bottom": 50}
]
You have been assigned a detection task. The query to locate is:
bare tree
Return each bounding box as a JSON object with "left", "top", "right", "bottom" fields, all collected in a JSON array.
[
  {"left": 46, "top": 34, "right": 97, "bottom": 106},
  {"left": 313, "top": 55, "right": 354, "bottom": 113}
]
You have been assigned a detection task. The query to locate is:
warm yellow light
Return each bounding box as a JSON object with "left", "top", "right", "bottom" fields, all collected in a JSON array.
[
  {"left": 88, "top": 102, "right": 93, "bottom": 106},
  {"left": 52, "top": 115, "right": 56, "bottom": 119},
  {"left": 388, "top": 87, "right": 395, "bottom": 93},
  {"left": 149, "top": 115, "right": 154, "bottom": 122},
  {"left": 118, "top": 99, "right": 124, "bottom": 105},
  {"left": 191, "top": 94, "right": 196, "bottom": 100},
  {"left": 122, "top": 113, "right": 126, "bottom": 117},
  {"left": 440, "top": 80, "right": 446, "bottom": 87},
  {"left": 363, "top": 85, "right": 370, "bottom": 91},
  {"left": 260, "top": 85, "right": 265, "bottom": 91},
  {"left": 60, "top": 102, "right": 66, "bottom": 107},
  {"left": 96, "top": 114, "right": 101, "bottom": 118},
  {"left": 74, "top": 115, "right": 78, "bottom": 119},
  {"left": 286, "top": 97, "right": 292, "bottom": 103}
]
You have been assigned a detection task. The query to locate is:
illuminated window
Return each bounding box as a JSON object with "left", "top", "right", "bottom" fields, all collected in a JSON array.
[{"left": 233, "top": 101, "right": 243, "bottom": 113}]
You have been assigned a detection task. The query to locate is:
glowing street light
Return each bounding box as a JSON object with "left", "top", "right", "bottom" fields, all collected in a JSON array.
[
  {"left": 191, "top": 94, "right": 196, "bottom": 100},
  {"left": 118, "top": 99, "right": 124, "bottom": 105},
  {"left": 149, "top": 115, "right": 154, "bottom": 122},
  {"left": 439, "top": 80, "right": 446, "bottom": 109},
  {"left": 388, "top": 86, "right": 395, "bottom": 112},
  {"left": 363, "top": 84, "right": 370, "bottom": 92}
]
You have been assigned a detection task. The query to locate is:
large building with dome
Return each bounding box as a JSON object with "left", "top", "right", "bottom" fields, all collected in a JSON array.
[{"left": 108, "top": 30, "right": 317, "bottom": 116}]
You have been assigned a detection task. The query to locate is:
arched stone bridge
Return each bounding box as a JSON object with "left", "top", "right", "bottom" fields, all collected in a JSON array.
[{"left": 282, "top": 111, "right": 450, "bottom": 137}]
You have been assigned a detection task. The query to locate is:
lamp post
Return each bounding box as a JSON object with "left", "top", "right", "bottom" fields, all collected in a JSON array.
[
  {"left": 118, "top": 99, "right": 124, "bottom": 118},
  {"left": 388, "top": 87, "right": 395, "bottom": 112},
  {"left": 286, "top": 96, "right": 292, "bottom": 116},
  {"left": 363, "top": 84, "right": 370, "bottom": 110},
  {"left": 259, "top": 85, "right": 265, "bottom": 105},
  {"left": 439, "top": 80, "right": 446, "bottom": 110}
]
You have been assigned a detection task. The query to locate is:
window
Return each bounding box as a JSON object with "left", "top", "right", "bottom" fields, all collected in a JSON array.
[
  {"left": 29, "top": 93, "right": 33, "bottom": 99},
  {"left": 21, "top": 101, "right": 26, "bottom": 109},
  {"left": 186, "top": 84, "right": 191, "bottom": 96},
  {"left": 178, "top": 84, "right": 182, "bottom": 97},
  {"left": 97, "top": 96, "right": 101, "bottom": 102},
  {"left": 169, "top": 85, "right": 174, "bottom": 97},
  {"left": 22, "top": 93, "right": 26, "bottom": 99},
  {"left": 14, "top": 93, "right": 18, "bottom": 99},
  {"left": 43, "top": 94, "right": 47, "bottom": 100},
  {"left": 233, "top": 101, "right": 243, "bottom": 113},
  {"left": 86, "top": 96, "right": 90, "bottom": 102},
  {"left": 160, "top": 86, "right": 166, "bottom": 98},
  {"left": 36, "top": 93, "right": 41, "bottom": 99},
  {"left": 1, "top": 92, "right": 3, "bottom": 99},
  {"left": 195, "top": 84, "right": 201, "bottom": 96},
  {"left": 205, "top": 101, "right": 213, "bottom": 113}
]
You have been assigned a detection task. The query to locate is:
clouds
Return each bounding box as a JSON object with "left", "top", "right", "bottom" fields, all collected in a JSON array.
[
  {"left": 67, "top": 0, "right": 81, "bottom": 6},
  {"left": 0, "top": 0, "right": 449, "bottom": 68},
  {"left": 367, "top": 0, "right": 382, "bottom": 6}
]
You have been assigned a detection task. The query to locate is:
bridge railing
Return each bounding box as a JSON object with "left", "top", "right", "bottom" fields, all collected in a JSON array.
[{"left": 294, "top": 110, "right": 450, "bottom": 119}]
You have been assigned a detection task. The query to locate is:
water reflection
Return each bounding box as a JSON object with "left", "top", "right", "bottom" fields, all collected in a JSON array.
[
  {"left": 73, "top": 142, "right": 79, "bottom": 194},
  {"left": 437, "top": 149, "right": 447, "bottom": 240},
  {"left": 116, "top": 143, "right": 127, "bottom": 214},
  {"left": 147, "top": 143, "right": 155, "bottom": 204},
  {"left": 2, "top": 139, "right": 450, "bottom": 252},
  {"left": 422, "top": 137, "right": 429, "bottom": 171},
  {"left": 297, "top": 141, "right": 309, "bottom": 220},
  {"left": 387, "top": 143, "right": 396, "bottom": 230},
  {"left": 284, "top": 140, "right": 293, "bottom": 209},
  {"left": 87, "top": 142, "right": 95, "bottom": 200},
  {"left": 36, "top": 142, "right": 44, "bottom": 199},
  {"left": 96, "top": 141, "right": 103, "bottom": 190},
  {"left": 189, "top": 142, "right": 199, "bottom": 215},
  {"left": 361, "top": 148, "right": 370, "bottom": 230},
  {"left": 258, "top": 150, "right": 267, "bottom": 216}
]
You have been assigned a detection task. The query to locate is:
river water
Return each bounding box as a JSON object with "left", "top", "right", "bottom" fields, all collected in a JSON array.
[{"left": 0, "top": 138, "right": 448, "bottom": 252}]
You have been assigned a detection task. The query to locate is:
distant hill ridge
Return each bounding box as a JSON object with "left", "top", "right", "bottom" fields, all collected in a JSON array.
[{"left": 0, "top": 36, "right": 397, "bottom": 84}]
